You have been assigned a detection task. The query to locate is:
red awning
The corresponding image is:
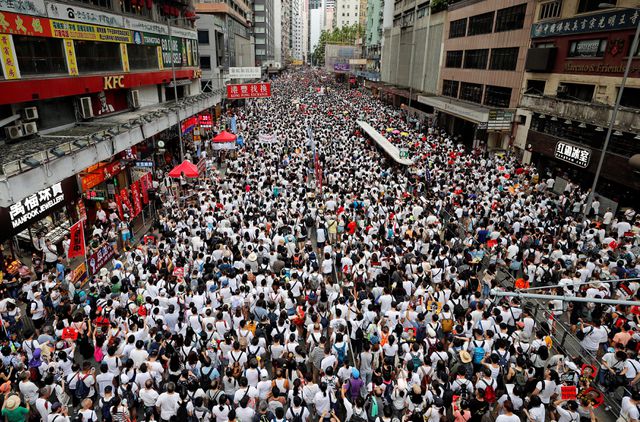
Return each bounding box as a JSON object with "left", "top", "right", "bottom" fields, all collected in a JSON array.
[
  {"left": 168, "top": 160, "right": 199, "bottom": 178},
  {"left": 213, "top": 131, "right": 237, "bottom": 143}
]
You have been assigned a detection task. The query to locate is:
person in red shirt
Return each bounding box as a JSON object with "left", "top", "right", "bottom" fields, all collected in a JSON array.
[{"left": 347, "top": 220, "right": 357, "bottom": 235}]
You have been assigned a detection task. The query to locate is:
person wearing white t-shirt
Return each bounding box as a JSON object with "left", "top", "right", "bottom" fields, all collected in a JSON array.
[
  {"left": 155, "top": 383, "right": 180, "bottom": 422},
  {"left": 532, "top": 369, "right": 559, "bottom": 405},
  {"left": 579, "top": 322, "right": 608, "bottom": 354},
  {"left": 495, "top": 401, "right": 520, "bottom": 422},
  {"left": 619, "top": 393, "right": 640, "bottom": 422},
  {"left": 554, "top": 399, "right": 581, "bottom": 422}
]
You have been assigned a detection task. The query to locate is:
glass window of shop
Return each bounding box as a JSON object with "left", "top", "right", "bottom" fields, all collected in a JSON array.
[
  {"left": 75, "top": 41, "right": 122, "bottom": 73},
  {"left": 463, "top": 49, "right": 489, "bottom": 69},
  {"left": 483, "top": 85, "right": 512, "bottom": 108},
  {"left": 13, "top": 36, "right": 67, "bottom": 75},
  {"left": 128, "top": 44, "right": 160, "bottom": 70},
  {"left": 459, "top": 82, "right": 483, "bottom": 104},
  {"left": 442, "top": 80, "right": 459, "bottom": 98}
]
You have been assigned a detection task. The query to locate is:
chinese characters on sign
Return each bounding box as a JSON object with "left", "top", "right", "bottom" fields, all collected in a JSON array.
[
  {"left": 0, "top": 11, "right": 51, "bottom": 36},
  {"left": 87, "top": 242, "right": 115, "bottom": 275},
  {"left": 554, "top": 142, "right": 591, "bottom": 169},
  {"left": 487, "top": 110, "right": 514, "bottom": 131},
  {"left": 226, "top": 83, "right": 272, "bottom": 99},
  {"left": 0, "top": 0, "right": 46, "bottom": 16},
  {"left": 68, "top": 220, "right": 85, "bottom": 259},
  {"left": 0, "top": 33, "right": 19, "bottom": 79},
  {"left": 228, "top": 67, "right": 262, "bottom": 79},
  {"left": 9, "top": 182, "right": 64, "bottom": 228},
  {"left": 531, "top": 9, "right": 638, "bottom": 38}
]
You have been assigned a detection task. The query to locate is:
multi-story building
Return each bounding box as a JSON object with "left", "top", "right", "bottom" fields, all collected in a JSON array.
[
  {"left": 292, "top": 0, "right": 304, "bottom": 59},
  {"left": 253, "top": 0, "right": 276, "bottom": 64},
  {"left": 325, "top": 0, "right": 336, "bottom": 29},
  {"left": 197, "top": 14, "right": 225, "bottom": 92},
  {"left": 514, "top": 0, "right": 640, "bottom": 203},
  {"left": 274, "top": 0, "right": 284, "bottom": 63},
  {"left": 309, "top": 0, "right": 326, "bottom": 62},
  {"left": 197, "top": 0, "right": 254, "bottom": 68},
  {"left": 364, "top": 0, "right": 384, "bottom": 72},
  {"left": 336, "top": 0, "right": 361, "bottom": 28},
  {"left": 379, "top": 3, "right": 446, "bottom": 110},
  {"left": 0, "top": 0, "right": 218, "bottom": 253},
  {"left": 359, "top": 0, "right": 369, "bottom": 28},
  {"left": 282, "top": 0, "right": 292, "bottom": 60},
  {"left": 417, "top": 0, "right": 535, "bottom": 150}
]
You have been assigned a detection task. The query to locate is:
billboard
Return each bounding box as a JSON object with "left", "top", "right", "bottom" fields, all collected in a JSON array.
[
  {"left": 226, "top": 83, "right": 272, "bottom": 99},
  {"left": 229, "top": 67, "right": 261, "bottom": 79}
]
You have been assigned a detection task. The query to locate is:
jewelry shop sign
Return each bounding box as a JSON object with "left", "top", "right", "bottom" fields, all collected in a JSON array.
[{"left": 554, "top": 141, "right": 591, "bottom": 169}]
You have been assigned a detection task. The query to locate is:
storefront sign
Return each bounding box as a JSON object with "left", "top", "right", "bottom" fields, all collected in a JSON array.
[
  {"left": 228, "top": 66, "right": 261, "bottom": 79},
  {"left": 9, "top": 182, "right": 64, "bottom": 228},
  {"left": 531, "top": 9, "right": 639, "bottom": 39},
  {"left": 123, "top": 16, "right": 169, "bottom": 36},
  {"left": 92, "top": 89, "right": 129, "bottom": 116},
  {"left": 50, "top": 19, "right": 132, "bottom": 43},
  {"left": 0, "top": 33, "right": 19, "bottom": 79},
  {"left": 84, "top": 190, "right": 105, "bottom": 201},
  {"left": 226, "top": 83, "right": 272, "bottom": 99},
  {"left": 181, "top": 116, "right": 197, "bottom": 134},
  {"left": 349, "top": 59, "right": 367, "bottom": 65},
  {"left": 0, "top": 11, "right": 51, "bottom": 36},
  {"left": 87, "top": 242, "right": 115, "bottom": 275},
  {"left": 71, "top": 262, "right": 88, "bottom": 286},
  {"left": 103, "top": 75, "right": 124, "bottom": 90},
  {"left": 45, "top": 1, "right": 123, "bottom": 27},
  {"left": 334, "top": 63, "right": 350, "bottom": 71},
  {"left": 199, "top": 113, "right": 212, "bottom": 128},
  {"left": 554, "top": 142, "right": 591, "bottom": 168},
  {"left": 487, "top": 109, "right": 514, "bottom": 131},
  {"left": 564, "top": 62, "right": 640, "bottom": 74},
  {"left": 0, "top": 0, "right": 45, "bottom": 16},
  {"left": 134, "top": 160, "right": 154, "bottom": 168}
]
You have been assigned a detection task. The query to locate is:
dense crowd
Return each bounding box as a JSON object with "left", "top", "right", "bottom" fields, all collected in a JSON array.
[{"left": 1, "top": 69, "right": 639, "bottom": 422}]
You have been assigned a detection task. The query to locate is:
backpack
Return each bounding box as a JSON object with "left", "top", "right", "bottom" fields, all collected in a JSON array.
[
  {"left": 411, "top": 353, "right": 422, "bottom": 372},
  {"left": 496, "top": 351, "right": 509, "bottom": 369},
  {"left": 481, "top": 379, "right": 496, "bottom": 404},
  {"left": 577, "top": 326, "right": 593, "bottom": 341},
  {"left": 174, "top": 399, "right": 195, "bottom": 422},
  {"left": 441, "top": 317, "right": 454, "bottom": 334},
  {"left": 472, "top": 341, "right": 485, "bottom": 364},
  {"left": 453, "top": 299, "right": 466, "bottom": 319},
  {"left": 75, "top": 374, "right": 91, "bottom": 400},
  {"left": 514, "top": 368, "right": 527, "bottom": 388},
  {"left": 334, "top": 343, "right": 347, "bottom": 365},
  {"left": 101, "top": 397, "right": 114, "bottom": 422}
]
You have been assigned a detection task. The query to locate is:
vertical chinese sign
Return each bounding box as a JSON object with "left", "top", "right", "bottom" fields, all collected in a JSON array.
[{"left": 68, "top": 220, "right": 86, "bottom": 259}]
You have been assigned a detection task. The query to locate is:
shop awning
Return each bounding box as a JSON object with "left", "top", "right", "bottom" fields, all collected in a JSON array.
[
  {"left": 417, "top": 95, "right": 490, "bottom": 124},
  {"left": 213, "top": 131, "right": 237, "bottom": 142},
  {"left": 356, "top": 121, "right": 414, "bottom": 166},
  {"left": 169, "top": 160, "right": 199, "bottom": 178}
]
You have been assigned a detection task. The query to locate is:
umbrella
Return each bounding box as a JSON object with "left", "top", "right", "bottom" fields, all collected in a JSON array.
[
  {"left": 386, "top": 128, "right": 394, "bottom": 132},
  {"left": 400, "top": 132, "right": 409, "bottom": 137},
  {"left": 213, "top": 131, "right": 237, "bottom": 143},
  {"left": 392, "top": 130, "right": 400, "bottom": 134},
  {"left": 168, "top": 160, "right": 199, "bottom": 178}
]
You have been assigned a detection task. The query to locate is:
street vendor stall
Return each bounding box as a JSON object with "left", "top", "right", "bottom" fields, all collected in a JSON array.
[{"left": 212, "top": 131, "right": 237, "bottom": 150}]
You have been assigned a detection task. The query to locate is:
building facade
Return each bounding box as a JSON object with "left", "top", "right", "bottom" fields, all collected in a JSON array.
[
  {"left": 282, "top": 0, "right": 292, "bottom": 61},
  {"left": 335, "top": 0, "right": 362, "bottom": 28},
  {"left": 197, "top": 14, "right": 225, "bottom": 92},
  {"left": 514, "top": 0, "right": 640, "bottom": 203},
  {"left": 0, "top": 0, "right": 218, "bottom": 250},
  {"left": 364, "top": 0, "right": 384, "bottom": 71},
  {"left": 292, "top": 0, "right": 304, "bottom": 60},
  {"left": 418, "top": 0, "right": 535, "bottom": 149},
  {"left": 253, "top": 0, "right": 276, "bottom": 64},
  {"left": 309, "top": 1, "right": 326, "bottom": 63},
  {"left": 325, "top": 0, "right": 336, "bottom": 30}
]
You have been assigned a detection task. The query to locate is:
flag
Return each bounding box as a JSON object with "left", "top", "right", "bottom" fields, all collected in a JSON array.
[
  {"left": 230, "top": 116, "right": 237, "bottom": 133},
  {"left": 68, "top": 221, "right": 86, "bottom": 259}
]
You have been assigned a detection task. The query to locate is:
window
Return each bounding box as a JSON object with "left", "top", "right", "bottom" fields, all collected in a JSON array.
[
  {"left": 449, "top": 18, "right": 467, "bottom": 38},
  {"left": 255, "top": 48, "right": 266, "bottom": 55},
  {"left": 254, "top": 27, "right": 265, "bottom": 33},
  {"left": 495, "top": 4, "right": 526, "bottom": 32},
  {"left": 255, "top": 36, "right": 266, "bottom": 44},
  {"left": 464, "top": 49, "right": 489, "bottom": 69},
  {"left": 445, "top": 50, "right": 463, "bottom": 68},
  {"left": 539, "top": 0, "right": 562, "bottom": 20},
  {"left": 568, "top": 39, "right": 606, "bottom": 57},
  {"left": 578, "top": 0, "right": 614, "bottom": 13},
  {"left": 467, "top": 12, "right": 494, "bottom": 36},
  {"left": 460, "top": 82, "right": 483, "bottom": 103},
  {"left": 254, "top": 3, "right": 265, "bottom": 10},
  {"left": 620, "top": 87, "right": 640, "bottom": 109},
  {"left": 255, "top": 15, "right": 265, "bottom": 22},
  {"left": 442, "top": 80, "right": 459, "bottom": 98},
  {"left": 76, "top": 41, "right": 121, "bottom": 73},
  {"left": 13, "top": 36, "right": 66, "bottom": 75},
  {"left": 200, "top": 56, "right": 211, "bottom": 70},
  {"left": 490, "top": 47, "right": 519, "bottom": 70},
  {"left": 484, "top": 85, "right": 512, "bottom": 107},
  {"left": 198, "top": 30, "right": 209, "bottom": 44},
  {"left": 525, "top": 79, "right": 546, "bottom": 95},
  {"left": 127, "top": 44, "right": 158, "bottom": 70},
  {"left": 558, "top": 82, "right": 595, "bottom": 102}
]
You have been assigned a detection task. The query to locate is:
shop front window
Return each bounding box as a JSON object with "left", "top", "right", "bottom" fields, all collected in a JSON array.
[{"left": 75, "top": 41, "right": 122, "bottom": 73}]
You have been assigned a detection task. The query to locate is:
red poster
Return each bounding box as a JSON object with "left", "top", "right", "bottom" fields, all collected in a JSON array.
[
  {"left": 226, "top": 83, "right": 271, "bottom": 99},
  {"left": 115, "top": 192, "right": 124, "bottom": 220},
  {"left": 0, "top": 13, "right": 52, "bottom": 37},
  {"left": 131, "top": 181, "right": 142, "bottom": 217},
  {"left": 120, "top": 188, "right": 133, "bottom": 218},
  {"left": 68, "top": 221, "right": 86, "bottom": 259},
  {"left": 561, "top": 386, "right": 577, "bottom": 400},
  {"left": 140, "top": 174, "right": 149, "bottom": 204}
]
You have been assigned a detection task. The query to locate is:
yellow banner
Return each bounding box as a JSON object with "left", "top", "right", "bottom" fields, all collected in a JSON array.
[
  {"left": 50, "top": 20, "right": 132, "bottom": 43},
  {"left": 120, "top": 43, "right": 129, "bottom": 72},
  {"left": 0, "top": 34, "right": 19, "bottom": 79},
  {"left": 64, "top": 39, "right": 78, "bottom": 76},
  {"left": 157, "top": 46, "right": 163, "bottom": 70}
]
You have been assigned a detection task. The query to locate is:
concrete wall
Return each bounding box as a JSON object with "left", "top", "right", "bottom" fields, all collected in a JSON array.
[
  {"left": 381, "top": 10, "right": 445, "bottom": 94},
  {"left": 138, "top": 85, "right": 160, "bottom": 108}
]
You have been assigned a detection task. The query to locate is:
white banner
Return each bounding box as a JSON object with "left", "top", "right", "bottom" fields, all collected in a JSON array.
[
  {"left": 229, "top": 67, "right": 262, "bottom": 79},
  {"left": 258, "top": 133, "right": 276, "bottom": 143},
  {"left": 212, "top": 142, "right": 236, "bottom": 150},
  {"left": 45, "top": 1, "right": 124, "bottom": 27},
  {"left": 0, "top": 0, "right": 46, "bottom": 16}
]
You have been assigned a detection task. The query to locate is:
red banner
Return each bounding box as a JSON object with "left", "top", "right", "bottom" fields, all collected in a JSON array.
[
  {"left": 115, "top": 192, "right": 124, "bottom": 220},
  {"left": 140, "top": 174, "right": 149, "bottom": 204},
  {"left": 0, "top": 12, "right": 52, "bottom": 37},
  {"left": 226, "top": 83, "right": 271, "bottom": 99},
  {"left": 68, "top": 221, "right": 86, "bottom": 259},
  {"left": 120, "top": 188, "right": 133, "bottom": 218},
  {"left": 131, "top": 181, "right": 142, "bottom": 217}
]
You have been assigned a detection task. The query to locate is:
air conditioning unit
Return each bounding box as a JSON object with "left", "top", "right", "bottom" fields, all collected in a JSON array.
[
  {"left": 5, "top": 124, "right": 24, "bottom": 140},
  {"left": 23, "top": 107, "right": 38, "bottom": 121},
  {"left": 131, "top": 90, "right": 140, "bottom": 109},
  {"left": 80, "top": 97, "right": 94, "bottom": 119},
  {"left": 557, "top": 85, "right": 568, "bottom": 94},
  {"left": 23, "top": 122, "right": 38, "bottom": 135}
]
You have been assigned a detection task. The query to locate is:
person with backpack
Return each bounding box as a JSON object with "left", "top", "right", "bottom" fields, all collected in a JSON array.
[
  {"left": 344, "top": 369, "right": 365, "bottom": 403},
  {"left": 285, "top": 396, "right": 310, "bottom": 422}
]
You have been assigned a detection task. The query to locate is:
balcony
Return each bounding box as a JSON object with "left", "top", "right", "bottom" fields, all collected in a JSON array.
[{"left": 520, "top": 94, "right": 640, "bottom": 134}]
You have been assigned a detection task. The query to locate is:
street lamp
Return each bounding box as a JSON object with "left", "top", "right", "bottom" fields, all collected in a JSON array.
[
  {"left": 584, "top": 4, "right": 640, "bottom": 216},
  {"left": 167, "top": 15, "right": 200, "bottom": 162}
]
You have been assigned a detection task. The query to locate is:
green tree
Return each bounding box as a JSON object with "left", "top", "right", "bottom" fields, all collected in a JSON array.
[{"left": 312, "top": 24, "right": 363, "bottom": 66}]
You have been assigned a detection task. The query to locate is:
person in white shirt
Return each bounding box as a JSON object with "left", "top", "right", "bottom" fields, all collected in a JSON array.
[
  {"left": 155, "top": 382, "right": 180, "bottom": 422},
  {"left": 554, "top": 399, "right": 581, "bottom": 422},
  {"left": 619, "top": 393, "right": 640, "bottom": 422},
  {"left": 579, "top": 321, "right": 608, "bottom": 355}
]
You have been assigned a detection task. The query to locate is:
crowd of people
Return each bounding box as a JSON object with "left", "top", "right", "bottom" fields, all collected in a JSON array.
[{"left": 0, "top": 69, "right": 639, "bottom": 422}]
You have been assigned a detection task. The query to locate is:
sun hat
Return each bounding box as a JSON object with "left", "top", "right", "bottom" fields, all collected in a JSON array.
[
  {"left": 459, "top": 351, "right": 472, "bottom": 364},
  {"left": 4, "top": 395, "right": 20, "bottom": 410}
]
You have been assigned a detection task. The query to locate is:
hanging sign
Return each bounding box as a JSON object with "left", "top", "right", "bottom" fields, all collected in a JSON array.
[
  {"left": 554, "top": 141, "right": 591, "bottom": 169},
  {"left": 226, "top": 83, "right": 271, "bottom": 99},
  {"left": 87, "top": 242, "right": 115, "bottom": 275}
]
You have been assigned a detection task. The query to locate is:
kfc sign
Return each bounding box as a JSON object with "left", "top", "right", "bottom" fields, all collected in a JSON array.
[{"left": 226, "top": 83, "right": 271, "bottom": 99}]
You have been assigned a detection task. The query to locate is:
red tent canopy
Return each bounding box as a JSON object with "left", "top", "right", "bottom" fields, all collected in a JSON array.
[
  {"left": 213, "top": 131, "right": 237, "bottom": 143},
  {"left": 168, "top": 160, "right": 199, "bottom": 178}
]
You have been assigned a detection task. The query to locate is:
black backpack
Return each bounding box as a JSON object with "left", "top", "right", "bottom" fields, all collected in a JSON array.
[{"left": 173, "top": 399, "right": 195, "bottom": 422}]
